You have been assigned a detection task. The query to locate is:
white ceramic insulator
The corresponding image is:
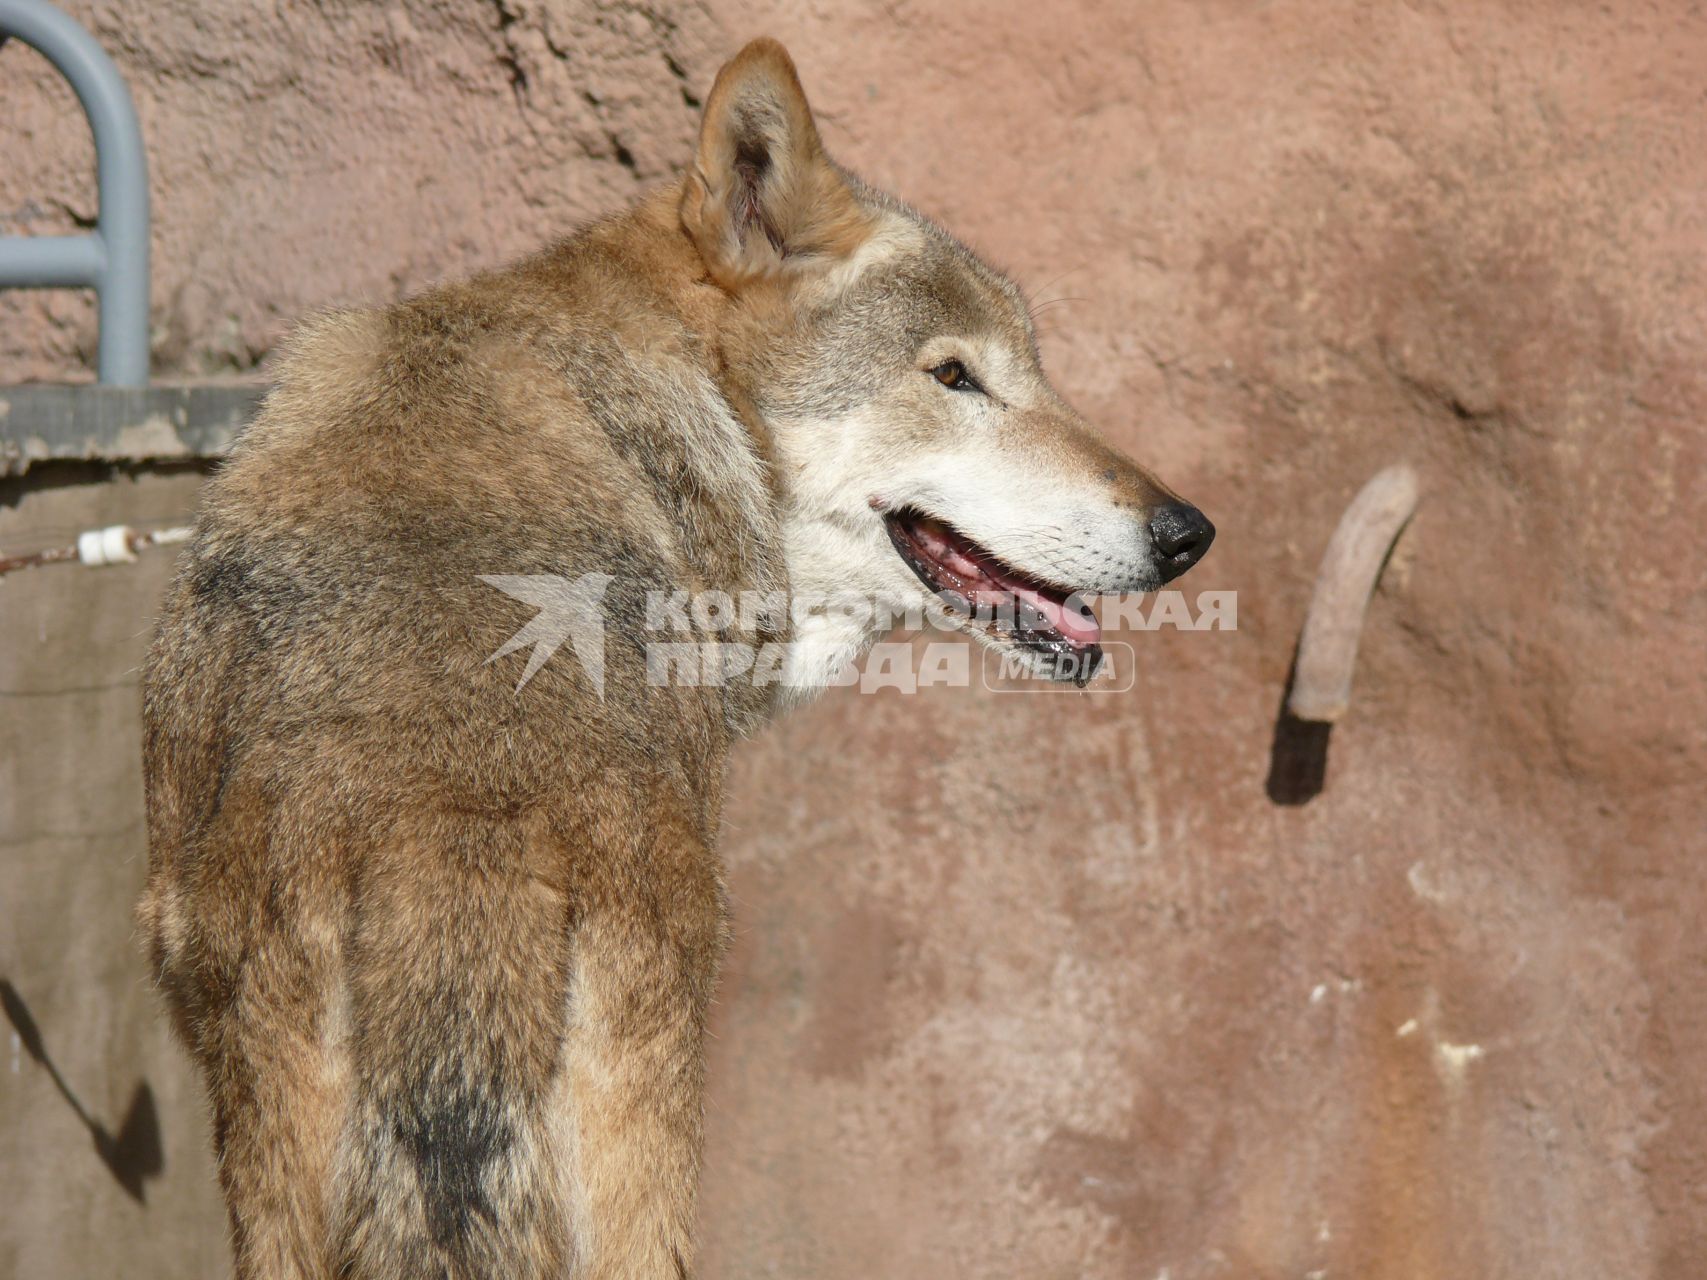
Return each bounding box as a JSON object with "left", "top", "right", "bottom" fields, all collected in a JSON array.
[{"left": 76, "top": 524, "right": 139, "bottom": 566}]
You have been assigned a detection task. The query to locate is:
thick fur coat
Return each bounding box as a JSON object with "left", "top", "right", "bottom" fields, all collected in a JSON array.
[{"left": 139, "top": 39, "right": 1210, "bottom": 1279}]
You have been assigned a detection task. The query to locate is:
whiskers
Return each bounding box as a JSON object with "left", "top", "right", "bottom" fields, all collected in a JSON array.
[
  {"left": 1002, "top": 521, "right": 1147, "bottom": 595},
  {"left": 1023, "top": 264, "right": 1090, "bottom": 334},
  {"left": 1027, "top": 296, "right": 1087, "bottom": 325}
]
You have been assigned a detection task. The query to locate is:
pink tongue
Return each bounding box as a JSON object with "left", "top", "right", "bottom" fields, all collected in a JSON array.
[
  {"left": 1008, "top": 580, "right": 1102, "bottom": 647},
  {"left": 911, "top": 516, "right": 1100, "bottom": 647}
]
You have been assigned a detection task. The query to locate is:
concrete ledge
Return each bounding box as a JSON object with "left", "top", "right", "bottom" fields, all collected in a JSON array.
[{"left": 0, "top": 383, "right": 266, "bottom": 475}]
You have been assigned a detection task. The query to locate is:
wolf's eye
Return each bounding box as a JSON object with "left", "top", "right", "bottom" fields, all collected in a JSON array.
[{"left": 930, "top": 359, "right": 977, "bottom": 392}]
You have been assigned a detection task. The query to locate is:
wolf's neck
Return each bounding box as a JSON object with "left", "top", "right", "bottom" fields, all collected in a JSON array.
[{"left": 577, "top": 189, "right": 886, "bottom": 720}]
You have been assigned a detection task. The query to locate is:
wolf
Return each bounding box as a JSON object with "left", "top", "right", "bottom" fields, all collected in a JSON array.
[{"left": 138, "top": 37, "right": 1212, "bottom": 1280}]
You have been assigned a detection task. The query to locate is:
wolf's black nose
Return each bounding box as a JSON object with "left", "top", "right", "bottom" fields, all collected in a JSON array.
[{"left": 1149, "top": 504, "right": 1215, "bottom": 580}]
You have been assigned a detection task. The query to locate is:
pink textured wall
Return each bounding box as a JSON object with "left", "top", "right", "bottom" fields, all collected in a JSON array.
[{"left": 3, "top": 3, "right": 1705, "bottom": 1277}]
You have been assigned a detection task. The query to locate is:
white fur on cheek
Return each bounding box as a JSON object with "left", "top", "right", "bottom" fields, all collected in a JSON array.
[
  {"left": 768, "top": 399, "right": 1162, "bottom": 708},
  {"left": 770, "top": 409, "right": 936, "bottom": 700}
]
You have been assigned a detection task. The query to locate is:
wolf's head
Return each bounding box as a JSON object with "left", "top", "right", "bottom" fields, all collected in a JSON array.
[{"left": 680, "top": 39, "right": 1213, "bottom": 692}]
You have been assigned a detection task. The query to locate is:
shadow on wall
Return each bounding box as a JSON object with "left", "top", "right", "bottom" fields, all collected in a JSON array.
[
  {"left": 1265, "top": 650, "right": 1331, "bottom": 805},
  {"left": 1, "top": 978, "right": 165, "bottom": 1202}
]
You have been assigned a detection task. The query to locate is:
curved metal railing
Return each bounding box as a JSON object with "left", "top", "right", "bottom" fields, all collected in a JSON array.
[{"left": 0, "top": 0, "right": 149, "bottom": 385}]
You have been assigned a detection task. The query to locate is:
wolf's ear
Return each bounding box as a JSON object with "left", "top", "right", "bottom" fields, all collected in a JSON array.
[{"left": 682, "top": 38, "right": 870, "bottom": 287}]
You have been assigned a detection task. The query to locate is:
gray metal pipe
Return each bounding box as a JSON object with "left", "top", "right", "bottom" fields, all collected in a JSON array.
[
  {"left": 0, "top": 233, "right": 104, "bottom": 286},
  {"left": 0, "top": 0, "right": 150, "bottom": 385}
]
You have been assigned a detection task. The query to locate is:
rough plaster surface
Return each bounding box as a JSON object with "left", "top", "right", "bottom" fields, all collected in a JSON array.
[
  {"left": 0, "top": 468, "right": 226, "bottom": 1280},
  {"left": 2, "top": 2, "right": 1705, "bottom": 1277}
]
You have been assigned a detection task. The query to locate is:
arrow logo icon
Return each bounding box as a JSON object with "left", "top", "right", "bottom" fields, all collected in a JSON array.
[{"left": 479, "top": 573, "right": 615, "bottom": 697}]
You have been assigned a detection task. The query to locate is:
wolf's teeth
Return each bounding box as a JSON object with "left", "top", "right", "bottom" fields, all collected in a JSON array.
[
  {"left": 942, "top": 550, "right": 984, "bottom": 577},
  {"left": 1007, "top": 581, "right": 1101, "bottom": 648}
]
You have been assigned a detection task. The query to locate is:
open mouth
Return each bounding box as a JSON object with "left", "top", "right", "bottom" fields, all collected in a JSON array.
[{"left": 882, "top": 508, "right": 1105, "bottom": 685}]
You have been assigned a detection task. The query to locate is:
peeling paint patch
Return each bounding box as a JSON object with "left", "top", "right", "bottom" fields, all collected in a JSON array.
[
  {"left": 1310, "top": 976, "right": 1361, "bottom": 1006},
  {"left": 1435, "top": 1041, "right": 1485, "bottom": 1073},
  {"left": 1407, "top": 859, "right": 1451, "bottom": 903},
  {"left": 112, "top": 416, "right": 193, "bottom": 460}
]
